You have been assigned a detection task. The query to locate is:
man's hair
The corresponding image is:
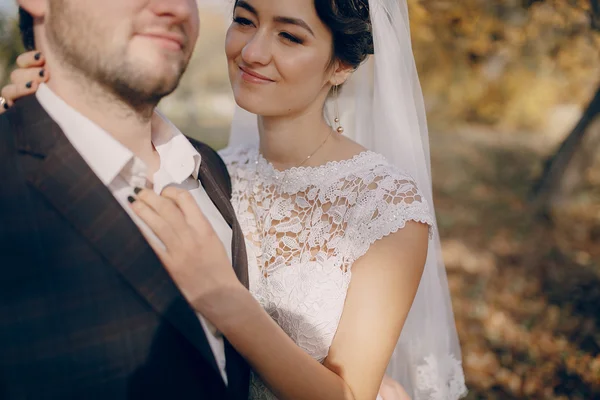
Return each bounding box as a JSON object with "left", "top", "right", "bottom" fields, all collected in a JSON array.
[{"left": 19, "top": 7, "right": 36, "bottom": 51}]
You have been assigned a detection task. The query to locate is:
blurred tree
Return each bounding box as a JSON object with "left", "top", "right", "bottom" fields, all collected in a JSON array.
[
  {"left": 592, "top": 0, "right": 600, "bottom": 29},
  {"left": 526, "top": 0, "right": 600, "bottom": 216},
  {"left": 409, "top": 0, "right": 600, "bottom": 130},
  {"left": 531, "top": 86, "right": 600, "bottom": 215}
]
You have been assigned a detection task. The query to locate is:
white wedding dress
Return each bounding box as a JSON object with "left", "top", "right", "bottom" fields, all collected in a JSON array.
[{"left": 220, "top": 144, "right": 436, "bottom": 400}]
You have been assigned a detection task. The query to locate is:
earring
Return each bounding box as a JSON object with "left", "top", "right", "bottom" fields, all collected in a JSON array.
[{"left": 333, "top": 85, "right": 344, "bottom": 134}]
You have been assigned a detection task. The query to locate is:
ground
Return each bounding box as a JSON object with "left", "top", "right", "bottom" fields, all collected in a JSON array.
[{"left": 431, "top": 127, "right": 600, "bottom": 399}]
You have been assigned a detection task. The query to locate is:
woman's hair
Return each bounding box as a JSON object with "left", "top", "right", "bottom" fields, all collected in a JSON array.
[
  {"left": 314, "top": 0, "right": 374, "bottom": 69},
  {"left": 18, "top": 7, "right": 36, "bottom": 51},
  {"left": 233, "top": 0, "right": 374, "bottom": 69}
]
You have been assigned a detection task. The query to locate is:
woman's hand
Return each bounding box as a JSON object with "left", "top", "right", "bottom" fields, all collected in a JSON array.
[
  {"left": 130, "top": 186, "right": 244, "bottom": 312},
  {"left": 379, "top": 375, "right": 411, "bottom": 400},
  {"left": 0, "top": 50, "right": 49, "bottom": 114},
  {"left": 131, "top": 186, "right": 356, "bottom": 400},
  {"left": 130, "top": 187, "right": 421, "bottom": 400}
]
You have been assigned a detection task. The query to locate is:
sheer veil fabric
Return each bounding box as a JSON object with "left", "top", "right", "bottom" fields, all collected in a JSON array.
[{"left": 225, "top": 0, "right": 467, "bottom": 398}]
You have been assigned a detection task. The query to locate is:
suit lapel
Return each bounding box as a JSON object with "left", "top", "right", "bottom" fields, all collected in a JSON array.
[
  {"left": 197, "top": 156, "right": 249, "bottom": 289},
  {"left": 195, "top": 152, "right": 251, "bottom": 397},
  {"left": 13, "top": 96, "right": 223, "bottom": 380}
]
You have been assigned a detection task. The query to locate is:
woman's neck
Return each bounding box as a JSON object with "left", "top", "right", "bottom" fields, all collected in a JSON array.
[{"left": 257, "top": 109, "right": 336, "bottom": 170}]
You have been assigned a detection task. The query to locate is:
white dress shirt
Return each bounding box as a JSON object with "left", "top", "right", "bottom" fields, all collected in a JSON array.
[{"left": 36, "top": 83, "right": 231, "bottom": 384}]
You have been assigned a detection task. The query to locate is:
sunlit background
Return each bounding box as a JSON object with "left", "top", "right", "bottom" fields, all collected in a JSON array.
[{"left": 1, "top": 1, "right": 599, "bottom": 399}]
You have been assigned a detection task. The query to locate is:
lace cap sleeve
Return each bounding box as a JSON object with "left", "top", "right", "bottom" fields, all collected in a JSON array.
[
  {"left": 345, "top": 165, "right": 435, "bottom": 264},
  {"left": 218, "top": 144, "right": 256, "bottom": 175}
]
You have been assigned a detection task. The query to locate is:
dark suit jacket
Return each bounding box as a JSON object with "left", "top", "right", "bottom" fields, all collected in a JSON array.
[{"left": 0, "top": 96, "right": 250, "bottom": 399}]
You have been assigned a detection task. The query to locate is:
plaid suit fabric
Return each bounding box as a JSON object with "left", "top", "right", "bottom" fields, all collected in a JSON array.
[{"left": 0, "top": 96, "right": 250, "bottom": 399}]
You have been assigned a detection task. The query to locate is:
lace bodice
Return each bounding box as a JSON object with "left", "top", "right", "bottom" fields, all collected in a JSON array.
[{"left": 221, "top": 144, "right": 436, "bottom": 399}]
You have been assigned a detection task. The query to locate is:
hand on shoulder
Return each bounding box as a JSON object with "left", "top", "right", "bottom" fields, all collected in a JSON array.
[{"left": 0, "top": 50, "right": 49, "bottom": 114}]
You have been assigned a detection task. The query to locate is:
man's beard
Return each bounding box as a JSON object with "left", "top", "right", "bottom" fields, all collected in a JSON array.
[{"left": 46, "top": 0, "right": 189, "bottom": 115}]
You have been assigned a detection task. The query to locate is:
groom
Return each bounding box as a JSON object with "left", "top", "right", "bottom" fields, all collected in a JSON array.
[{"left": 0, "top": 0, "right": 249, "bottom": 398}]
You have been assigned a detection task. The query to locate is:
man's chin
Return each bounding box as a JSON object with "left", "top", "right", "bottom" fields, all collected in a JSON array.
[
  {"left": 145, "top": 73, "right": 181, "bottom": 95},
  {"left": 107, "top": 74, "right": 181, "bottom": 112},
  {"left": 128, "top": 65, "right": 183, "bottom": 96},
  {"left": 95, "top": 55, "right": 187, "bottom": 108},
  {"left": 132, "top": 49, "right": 187, "bottom": 75}
]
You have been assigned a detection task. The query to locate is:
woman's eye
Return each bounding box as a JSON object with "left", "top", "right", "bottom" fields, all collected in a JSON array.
[
  {"left": 233, "top": 17, "right": 254, "bottom": 26},
  {"left": 280, "top": 32, "right": 303, "bottom": 44}
]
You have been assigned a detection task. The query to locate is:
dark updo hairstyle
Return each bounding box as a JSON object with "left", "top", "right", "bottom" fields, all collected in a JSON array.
[
  {"left": 314, "top": 0, "right": 374, "bottom": 69},
  {"left": 233, "top": 0, "right": 374, "bottom": 70}
]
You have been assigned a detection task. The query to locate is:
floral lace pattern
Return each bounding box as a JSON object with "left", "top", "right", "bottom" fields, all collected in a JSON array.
[
  {"left": 415, "top": 354, "right": 468, "bottom": 400},
  {"left": 220, "top": 145, "right": 463, "bottom": 400}
]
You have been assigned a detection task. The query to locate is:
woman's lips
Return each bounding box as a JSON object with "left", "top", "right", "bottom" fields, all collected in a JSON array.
[{"left": 239, "top": 65, "right": 274, "bottom": 84}]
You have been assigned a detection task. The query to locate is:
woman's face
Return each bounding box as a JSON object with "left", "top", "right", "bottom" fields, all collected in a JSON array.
[{"left": 225, "top": 0, "right": 343, "bottom": 118}]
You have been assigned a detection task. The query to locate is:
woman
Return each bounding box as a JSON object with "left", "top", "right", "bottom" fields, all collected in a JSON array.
[{"left": 1, "top": 0, "right": 466, "bottom": 399}]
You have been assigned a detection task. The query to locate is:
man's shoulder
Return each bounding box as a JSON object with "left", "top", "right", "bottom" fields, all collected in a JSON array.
[
  {"left": 185, "top": 135, "right": 214, "bottom": 154},
  {"left": 183, "top": 135, "right": 203, "bottom": 147},
  {"left": 0, "top": 105, "right": 20, "bottom": 150},
  {"left": 184, "top": 136, "right": 224, "bottom": 167},
  {"left": 0, "top": 95, "right": 52, "bottom": 142},
  {"left": 0, "top": 99, "right": 20, "bottom": 125}
]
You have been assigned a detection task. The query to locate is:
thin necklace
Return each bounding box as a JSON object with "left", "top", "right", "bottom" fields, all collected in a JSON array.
[
  {"left": 293, "top": 128, "right": 335, "bottom": 168},
  {"left": 248, "top": 128, "right": 335, "bottom": 276},
  {"left": 256, "top": 127, "right": 335, "bottom": 185}
]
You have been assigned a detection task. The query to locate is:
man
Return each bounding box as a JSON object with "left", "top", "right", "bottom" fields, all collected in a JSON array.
[{"left": 0, "top": 0, "right": 249, "bottom": 398}]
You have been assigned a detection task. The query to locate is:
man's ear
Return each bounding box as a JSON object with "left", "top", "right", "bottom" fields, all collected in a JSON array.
[{"left": 18, "top": 0, "right": 47, "bottom": 18}]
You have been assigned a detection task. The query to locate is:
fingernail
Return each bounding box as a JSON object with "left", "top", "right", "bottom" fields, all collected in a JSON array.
[
  {"left": 127, "top": 195, "right": 136, "bottom": 204},
  {"left": 34, "top": 52, "right": 41, "bottom": 61},
  {"left": 26, "top": 81, "right": 32, "bottom": 89},
  {"left": 134, "top": 187, "right": 143, "bottom": 195},
  {"left": 3, "top": 103, "right": 8, "bottom": 110},
  {"left": 39, "top": 69, "right": 45, "bottom": 78}
]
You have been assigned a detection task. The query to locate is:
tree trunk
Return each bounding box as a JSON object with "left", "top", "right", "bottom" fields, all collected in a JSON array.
[
  {"left": 530, "top": 86, "right": 600, "bottom": 217},
  {"left": 592, "top": 0, "right": 600, "bottom": 30}
]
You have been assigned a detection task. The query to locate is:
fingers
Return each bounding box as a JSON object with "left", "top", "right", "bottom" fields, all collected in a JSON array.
[
  {"left": 16, "top": 51, "right": 45, "bottom": 69},
  {"left": 137, "top": 223, "right": 171, "bottom": 263},
  {"left": 11, "top": 65, "right": 49, "bottom": 88},
  {"left": 0, "top": 80, "right": 41, "bottom": 113},
  {"left": 133, "top": 188, "right": 195, "bottom": 244},
  {"left": 160, "top": 186, "right": 219, "bottom": 243},
  {"left": 379, "top": 376, "right": 411, "bottom": 400},
  {"left": 129, "top": 194, "right": 182, "bottom": 253},
  {"left": 0, "top": 51, "right": 48, "bottom": 114},
  {"left": 160, "top": 186, "right": 210, "bottom": 228}
]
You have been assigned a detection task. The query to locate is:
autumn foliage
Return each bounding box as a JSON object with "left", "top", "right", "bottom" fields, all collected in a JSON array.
[{"left": 409, "top": 0, "right": 600, "bottom": 130}]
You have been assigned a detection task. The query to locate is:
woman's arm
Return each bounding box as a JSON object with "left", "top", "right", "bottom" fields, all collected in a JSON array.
[
  {"left": 132, "top": 185, "right": 427, "bottom": 400},
  {"left": 324, "top": 221, "right": 428, "bottom": 399},
  {"left": 207, "top": 221, "right": 428, "bottom": 400},
  {"left": 201, "top": 283, "right": 356, "bottom": 400}
]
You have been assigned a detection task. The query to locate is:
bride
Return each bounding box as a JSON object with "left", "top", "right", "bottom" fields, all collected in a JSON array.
[{"left": 2, "top": 0, "right": 466, "bottom": 398}]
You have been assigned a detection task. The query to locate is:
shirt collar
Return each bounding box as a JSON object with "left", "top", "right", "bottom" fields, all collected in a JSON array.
[
  {"left": 152, "top": 111, "right": 202, "bottom": 191},
  {"left": 36, "top": 83, "right": 201, "bottom": 190}
]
